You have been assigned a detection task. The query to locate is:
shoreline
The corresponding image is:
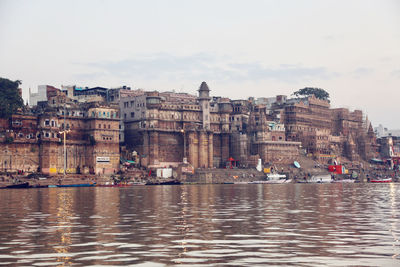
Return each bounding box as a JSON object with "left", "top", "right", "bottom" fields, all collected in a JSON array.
[{"left": 1, "top": 165, "right": 398, "bottom": 188}]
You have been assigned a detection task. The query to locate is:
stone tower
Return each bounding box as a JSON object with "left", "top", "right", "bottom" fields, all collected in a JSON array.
[{"left": 198, "top": 82, "right": 211, "bottom": 130}]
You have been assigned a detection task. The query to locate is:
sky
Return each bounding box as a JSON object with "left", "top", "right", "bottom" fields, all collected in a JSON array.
[{"left": 0, "top": 0, "right": 399, "bottom": 128}]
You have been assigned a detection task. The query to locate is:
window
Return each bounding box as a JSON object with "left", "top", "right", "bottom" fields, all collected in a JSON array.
[
  {"left": 131, "top": 112, "right": 135, "bottom": 118},
  {"left": 45, "top": 120, "right": 50, "bottom": 126}
]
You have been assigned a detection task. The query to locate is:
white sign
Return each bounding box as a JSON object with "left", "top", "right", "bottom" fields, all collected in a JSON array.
[{"left": 97, "top": 156, "right": 110, "bottom": 163}]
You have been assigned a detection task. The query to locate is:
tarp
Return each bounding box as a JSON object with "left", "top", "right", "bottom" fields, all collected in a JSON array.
[
  {"left": 328, "top": 165, "right": 345, "bottom": 174},
  {"left": 120, "top": 158, "right": 135, "bottom": 164}
]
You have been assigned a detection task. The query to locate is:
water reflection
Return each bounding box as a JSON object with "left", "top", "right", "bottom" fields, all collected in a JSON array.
[{"left": 0, "top": 184, "right": 399, "bottom": 266}]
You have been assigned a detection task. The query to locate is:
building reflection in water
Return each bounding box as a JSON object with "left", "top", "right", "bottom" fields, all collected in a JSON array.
[
  {"left": 390, "top": 183, "right": 399, "bottom": 259},
  {"left": 1, "top": 184, "right": 399, "bottom": 266},
  {"left": 52, "top": 189, "right": 73, "bottom": 265}
]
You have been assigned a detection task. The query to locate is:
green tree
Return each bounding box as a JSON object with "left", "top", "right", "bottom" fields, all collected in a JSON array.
[
  {"left": 292, "top": 87, "right": 330, "bottom": 102},
  {"left": 0, "top": 77, "right": 24, "bottom": 118}
]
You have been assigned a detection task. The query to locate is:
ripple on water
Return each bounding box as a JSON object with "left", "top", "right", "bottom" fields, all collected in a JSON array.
[{"left": 0, "top": 183, "right": 399, "bottom": 266}]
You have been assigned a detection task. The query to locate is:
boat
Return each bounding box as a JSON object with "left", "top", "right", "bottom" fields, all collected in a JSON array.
[
  {"left": 294, "top": 161, "right": 301, "bottom": 168},
  {"left": 50, "top": 183, "right": 96, "bottom": 188},
  {"left": 248, "top": 180, "right": 270, "bottom": 184},
  {"left": 299, "top": 174, "right": 332, "bottom": 183},
  {"left": 0, "top": 182, "right": 30, "bottom": 189},
  {"left": 370, "top": 177, "right": 392, "bottom": 183},
  {"left": 97, "top": 183, "right": 132, "bottom": 187},
  {"left": 266, "top": 173, "right": 292, "bottom": 184},
  {"left": 332, "top": 179, "right": 355, "bottom": 183},
  {"left": 30, "top": 184, "right": 49, "bottom": 188},
  {"left": 146, "top": 180, "right": 182, "bottom": 185},
  {"left": 130, "top": 182, "right": 146, "bottom": 186}
]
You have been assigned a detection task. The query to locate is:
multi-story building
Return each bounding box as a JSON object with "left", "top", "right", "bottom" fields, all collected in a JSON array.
[
  {"left": 29, "top": 85, "right": 60, "bottom": 106},
  {"left": 122, "top": 82, "right": 302, "bottom": 169},
  {"left": 0, "top": 97, "right": 120, "bottom": 175},
  {"left": 13, "top": 81, "right": 381, "bottom": 174},
  {"left": 123, "top": 82, "right": 232, "bottom": 169}
]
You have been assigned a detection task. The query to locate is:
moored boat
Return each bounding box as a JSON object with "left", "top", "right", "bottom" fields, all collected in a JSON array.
[
  {"left": 248, "top": 180, "right": 270, "bottom": 184},
  {"left": 50, "top": 183, "right": 96, "bottom": 188},
  {"left": 370, "top": 177, "right": 392, "bottom": 183},
  {"left": 97, "top": 183, "right": 132, "bottom": 187},
  {"left": 332, "top": 179, "right": 355, "bottom": 183},
  {"left": 146, "top": 179, "right": 182, "bottom": 185},
  {"left": 266, "top": 173, "right": 292, "bottom": 184},
  {"left": 0, "top": 182, "right": 30, "bottom": 189},
  {"left": 300, "top": 174, "right": 332, "bottom": 183}
]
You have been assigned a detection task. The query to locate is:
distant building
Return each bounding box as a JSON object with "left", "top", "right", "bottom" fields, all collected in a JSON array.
[
  {"left": 374, "top": 124, "right": 400, "bottom": 138},
  {"left": 29, "top": 85, "right": 60, "bottom": 106}
]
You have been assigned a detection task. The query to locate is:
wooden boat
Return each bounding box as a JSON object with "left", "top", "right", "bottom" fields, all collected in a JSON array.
[
  {"left": 1, "top": 182, "right": 30, "bottom": 189},
  {"left": 130, "top": 182, "right": 146, "bottom": 186},
  {"left": 299, "top": 174, "right": 332, "bottom": 183},
  {"left": 248, "top": 180, "right": 270, "bottom": 184},
  {"left": 50, "top": 183, "right": 96, "bottom": 188},
  {"left": 146, "top": 180, "right": 181, "bottom": 185},
  {"left": 266, "top": 173, "right": 292, "bottom": 184},
  {"left": 30, "top": 184, "right": 49, "bottom": 188},
  {"left": 97, "top": 183, "right": 132, "bottom": 187},
  {"left": 370, "top": 177, "right": 392, "bottom": 183},
  {"left": 332, "top": 179, "right": 355, "bottom": 183}
]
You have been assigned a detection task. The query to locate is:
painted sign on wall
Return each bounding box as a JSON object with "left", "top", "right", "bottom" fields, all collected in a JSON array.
[{"left": 96, "top": 156, "right": 110, "bottom": 163}]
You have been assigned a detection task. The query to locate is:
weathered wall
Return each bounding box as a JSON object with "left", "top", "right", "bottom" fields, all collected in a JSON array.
[{"left": 0, "top": 142, "right": 39, "bottom": 172}]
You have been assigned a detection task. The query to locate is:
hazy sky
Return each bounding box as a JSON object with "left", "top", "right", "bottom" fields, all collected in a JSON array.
[{"left": 1, "top": 0, "right": 399, "bottom": 128}]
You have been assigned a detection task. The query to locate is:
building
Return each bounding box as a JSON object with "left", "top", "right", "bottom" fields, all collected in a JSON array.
[
  {"left": 29, "top": 85, "right": 60, "bottom": 106},
  {"left": 0, "top": 99, "right": 120, "bottom": 175},
  {"left": 374, "top": 124, "right": 400, "bottom": 138},
  {"left": 123, "top": 82, "right": 232, "bottom": 169}
]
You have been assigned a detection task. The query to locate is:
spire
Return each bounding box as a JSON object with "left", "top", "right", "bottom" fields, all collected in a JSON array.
[
  {"left": 198, "top": 81, "right": 211, "bottom": 100},
  {"left": 198, "top": 81, "right": 210, "bottom": 92}
]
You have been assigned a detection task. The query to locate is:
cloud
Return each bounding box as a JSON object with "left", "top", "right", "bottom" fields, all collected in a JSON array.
[
  {"left": 391, "top": 69, "right": 400, "bottom": 78},
  {"left": 74, "top": 53, "right": 335, "bottom": 83},
  {"left": 352, "top": 67, "right": 373, "bottom": 77}
]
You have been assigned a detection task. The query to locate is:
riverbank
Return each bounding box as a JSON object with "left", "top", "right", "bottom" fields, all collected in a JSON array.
[{"left": 1, "top": 157, "right": 398, "bottom": 187}]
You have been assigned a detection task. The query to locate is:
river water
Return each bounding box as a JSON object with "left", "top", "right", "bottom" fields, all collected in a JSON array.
[{"left": 0, "top": 183, "right": 399, "bottom": 266}]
